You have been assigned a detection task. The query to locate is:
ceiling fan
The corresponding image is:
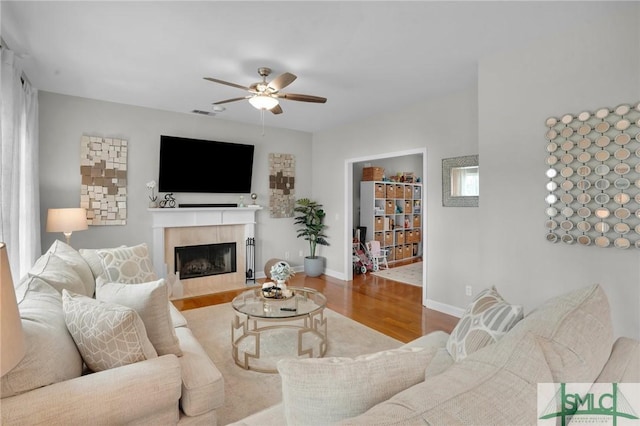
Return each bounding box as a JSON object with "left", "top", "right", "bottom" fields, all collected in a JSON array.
[{"left": 203, "top": 67, "right": 326, "bottom": 115}]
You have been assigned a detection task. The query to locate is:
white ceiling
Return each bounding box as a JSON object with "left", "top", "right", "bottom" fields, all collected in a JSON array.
[{"left": 1, "top": 1, "right": 629, "bottom": 133}]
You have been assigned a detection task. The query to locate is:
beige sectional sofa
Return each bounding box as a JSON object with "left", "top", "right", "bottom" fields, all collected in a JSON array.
[
  {"left": 234, "top": 284, "right": 640, "bottom": 425},
  {"left": 1, "top": 241, "right": 224, "bottom": 425}
]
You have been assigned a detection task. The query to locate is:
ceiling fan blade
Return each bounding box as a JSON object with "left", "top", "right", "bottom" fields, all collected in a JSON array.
[
  {"left": 279, "top": 93, "right": 327, "bottom": 103},
  {"left": 268, "top": 72, "right": 297, "bottom": 91},
  {"left": 203, "top": 77, "right": 250, "bottom": 91},
  {"left": 271, "top": 104, "right": 283, "bottom": 115},
  {"left": 213, "top": 96, "right": 250, "bottom": 105}
]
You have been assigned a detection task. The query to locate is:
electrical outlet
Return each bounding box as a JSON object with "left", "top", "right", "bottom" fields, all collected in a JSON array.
[
  {"left": 284, "top": 251, "right": 290, "bottom": 260},
  {"left": 299, "top": 250, "right": 304, "bottom": 257},
  {"left": 465, "top": 285, "right": 472, "bottom": 296}
]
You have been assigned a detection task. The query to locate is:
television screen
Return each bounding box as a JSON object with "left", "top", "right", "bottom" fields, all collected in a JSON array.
[{"left": 158, "top": 135, "right": 254, "bottom": 193}]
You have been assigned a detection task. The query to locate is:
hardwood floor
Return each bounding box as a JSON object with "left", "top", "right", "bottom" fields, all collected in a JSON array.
[{"left": 173, "top": 261, "right": 460, "bottom": 343}]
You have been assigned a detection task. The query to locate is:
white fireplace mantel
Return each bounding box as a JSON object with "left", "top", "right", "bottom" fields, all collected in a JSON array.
[{"left": 148, "top": 207, "right": 262, "bottom": 277}]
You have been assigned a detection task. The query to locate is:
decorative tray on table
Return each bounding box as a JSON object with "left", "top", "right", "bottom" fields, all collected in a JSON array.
[{"left": 261, "top": 285, "right": 294, "bottom": 300}]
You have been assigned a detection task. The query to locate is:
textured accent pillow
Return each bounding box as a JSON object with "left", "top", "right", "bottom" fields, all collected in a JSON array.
[
  {"left": 277, "top": 346, "right": 436, "bottom": 425},
  {"left": 46, "top": 239, "right": 95, "bottom": 296},
  {"left": 97, "top": 243, "right": 157, "bottom": 284},
  {"left": 96, "top": 279, "right": 182, "bottom": 356},
  {"left": 28, "top": 252, "right": 87, "bottom": 296},
  {"left": 446, "top": 286, "right": 523, "bottom": 361},
  {"left": 62, "top": 290, "right": 158, "bottom": 372}
]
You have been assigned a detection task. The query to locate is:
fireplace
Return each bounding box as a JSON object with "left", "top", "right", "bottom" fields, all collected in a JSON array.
[{"left": 175, "top": 242, "right": 237, "bottom": 280}]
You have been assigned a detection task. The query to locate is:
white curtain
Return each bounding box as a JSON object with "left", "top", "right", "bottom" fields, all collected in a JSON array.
[{"left": 1, "top": 47, "right": 41, "bottom": 279}]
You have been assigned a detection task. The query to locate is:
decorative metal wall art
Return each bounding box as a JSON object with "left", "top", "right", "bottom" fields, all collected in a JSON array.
[
  {"left": 269, "top": 153, "right": 295, "bottom": 218},
  {"left": 545, "top": 102, "right": 640, "bottom": 249},
  {"left": 80, "top": 135, "right": 127, "bottom": 225}
]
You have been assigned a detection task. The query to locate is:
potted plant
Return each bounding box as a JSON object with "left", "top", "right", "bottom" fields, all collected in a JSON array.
[{"left": 294, "top": 198, "right": 330, "bottom": 277}]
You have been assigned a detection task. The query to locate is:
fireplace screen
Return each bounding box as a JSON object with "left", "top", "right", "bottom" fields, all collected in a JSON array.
[{"left": 175, "top": 242, "right": 237, "bottom": 279}]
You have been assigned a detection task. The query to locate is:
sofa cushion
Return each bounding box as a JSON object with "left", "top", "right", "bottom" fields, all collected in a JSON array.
[
  {"left": 96, "top": 280, "right": 182, "bottom": 356},
  {"left": 97, "top": 243, "right": 157, "bottom": 284},
  {"left": 78, "top": 247, "right": 110, "bottom": 283},
  {"left": 340, "top": 331, "right": 553, "bottom": 425},
  {"left": 594, "top": 337, "right": 639, "bottom": 384},
  {"left": 278, "top": 346, "right": 437, "bottom": 426},
  {"left": 1, "top": 277, "right": 83, "bottom": 398},
  {"left": 28, "top": 252, "right": 88, "bottom": 296},
  {"left": 446, "top": 286, "right": 523, "bottom": 361},
  {"left": 45, "top": 239, "right": 95, "bottom": 296},
  {"left": 175, "top": 326, "right": 225, "bottom": 416},
  {"left": 402, "top": 330, "right": 454, "bottom": 378},
  {"left": 509, "top": 283, "right": 613, "bottom": 384},
  {"left": 62, "top": 290, "right": 158, "bottom": 372}
]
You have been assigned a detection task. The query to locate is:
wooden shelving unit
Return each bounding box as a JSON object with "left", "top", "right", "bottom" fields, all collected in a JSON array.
[{"left": 360, "top": 181, "right": 422, "bottom": 262}]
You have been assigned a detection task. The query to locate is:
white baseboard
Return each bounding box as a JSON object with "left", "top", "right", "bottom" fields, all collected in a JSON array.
[{"left": 425, "top": 299, "right": 464, "bottom": 318}]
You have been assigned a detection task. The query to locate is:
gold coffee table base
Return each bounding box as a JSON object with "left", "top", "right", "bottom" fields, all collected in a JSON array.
[{"left": 231, "top": 287, "right": 328, "bottom": 374}]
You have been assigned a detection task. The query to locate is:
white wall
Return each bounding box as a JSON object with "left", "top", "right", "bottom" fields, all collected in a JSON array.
[
  {"left": 312, "top": 86, "right": 480, "bottom": 306},
  {"left": 478, "top": 5, "right": 640, "bottom": 338},
  {"left": 38, "top": 92, "right": 313, "bottom": 275}
]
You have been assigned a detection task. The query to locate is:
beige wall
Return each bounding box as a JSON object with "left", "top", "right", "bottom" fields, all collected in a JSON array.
[
  {"left": 38, "top": 92, "right": 313, "bottom": 276},
  {"left": 477, "top": 5, "right": 640, "bottom": 339},
  {"left": 311, "top": 4, "right": 640, "bottom": 338}
]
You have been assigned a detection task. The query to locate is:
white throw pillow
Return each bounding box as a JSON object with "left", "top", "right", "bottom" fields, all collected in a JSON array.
[
  {"left": 46, "top": 239, "right": 95, "bottom": 296},
  {"left": 277, "top": 346, "right": 436, "bottom": 425},
  {"left": 96, "top": 279, "right": 182, "bottom": 356},
  {"left": 446, "top": 286, "right": 523, "bottom": 361},
  {"left": 1, "top": 277, "right": 83, "bottom": 398},
  {"left": 28, "top": 252, "right": 87, "bottom": 296},
  {"left": 62, "top": 290, "right": 158, "bottom": 372},
  {"left": 97, "top": 243, "right": 157, "bottom": 284}
]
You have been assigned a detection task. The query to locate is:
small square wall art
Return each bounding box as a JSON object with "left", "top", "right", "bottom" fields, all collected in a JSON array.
[{"left": 79, "top": 135, "right": 127, "bottom": 225}]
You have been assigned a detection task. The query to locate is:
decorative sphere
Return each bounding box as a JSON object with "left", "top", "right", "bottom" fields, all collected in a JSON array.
[{"left": 251, "top": 193, "right": 258, "bottom": 201}]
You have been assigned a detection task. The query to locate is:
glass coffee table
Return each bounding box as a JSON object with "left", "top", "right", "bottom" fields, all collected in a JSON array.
[{"left": 231, "top": 287, "right": 327, "bottom": 373}]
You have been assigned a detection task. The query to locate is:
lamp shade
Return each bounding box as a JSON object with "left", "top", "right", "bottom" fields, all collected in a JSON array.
[
  {"left": 1, "top": 242, "right": 25, "bottom": 376},
  {"left": 46, "top": 208, "right": 88, "bottom": 233},
  {"left": 248, "top": 94, "right": 279, "bottom": 111}
]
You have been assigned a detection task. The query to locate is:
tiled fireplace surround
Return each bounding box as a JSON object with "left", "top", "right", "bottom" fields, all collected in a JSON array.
[{"left": 149, "top": 207, "right": 260, "bottom": 299}]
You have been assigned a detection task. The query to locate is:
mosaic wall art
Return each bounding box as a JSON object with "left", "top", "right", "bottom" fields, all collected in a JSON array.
[
  {"left": 80, "top": 135, "right": 127, "bottom": 225},
  {"left": 544, "top": 102, "right": 640, "bottom": 249},
  {"left": 269, "top": 153, "right": 295, "bottom": 218}
]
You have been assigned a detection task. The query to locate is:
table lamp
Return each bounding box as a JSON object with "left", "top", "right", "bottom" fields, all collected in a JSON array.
[
  {"left": 1, "top": 242, "right": 25, "bottom": 376},
  {"left": 46, "top": 208, "right": 88, "bottom": 246}
]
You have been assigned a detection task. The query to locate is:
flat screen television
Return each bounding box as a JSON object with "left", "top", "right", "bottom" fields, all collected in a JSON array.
[{"left": 158, "top": 135, "right": 254, "bottom": 193}]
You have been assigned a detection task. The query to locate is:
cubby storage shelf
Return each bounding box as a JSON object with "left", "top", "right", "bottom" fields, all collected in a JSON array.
[{"left": 360, "top": 181, "right": 423, "bottom": 263}]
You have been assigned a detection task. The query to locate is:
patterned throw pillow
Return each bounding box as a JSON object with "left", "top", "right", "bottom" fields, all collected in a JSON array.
[
  {"left": 61, "top": 290, "right": 158, "bottom": 372},
  {"left": 446, "top": 286, "right": 523, "bottom": 361},
  {"left": 97, "top": 243, "right": 157, "bottom": 284}
]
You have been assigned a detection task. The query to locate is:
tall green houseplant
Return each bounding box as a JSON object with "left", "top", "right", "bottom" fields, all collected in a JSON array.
[
  {"left": 294, "top": 198, "right": 330, "bottom": 258},
  {"left": 294, "top": 198, "right": 329, "bottom": 277}
]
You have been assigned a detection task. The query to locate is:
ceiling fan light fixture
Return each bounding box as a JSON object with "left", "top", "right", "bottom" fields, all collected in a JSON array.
[{"left": 249, "top": 94, "right": 279, "bottom": 111}]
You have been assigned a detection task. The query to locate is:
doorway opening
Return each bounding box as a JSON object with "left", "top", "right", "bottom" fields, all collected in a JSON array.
[{"left": 344, "top": 148, "right": 427, "bottom": 304}]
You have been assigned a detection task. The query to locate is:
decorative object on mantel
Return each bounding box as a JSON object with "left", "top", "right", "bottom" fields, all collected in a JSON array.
[
  {"left": 79, "top": 135, "right": 127, "bottom": 225},
  {"left": 146, "top": 180, "right": 158, "bottom": 208},
  {"left": 544, "top": 102, "right": 640, "bottom": 249},
  {"left": 250, "top": 193, "right": 259, "bottom": 206},
  {"left": 269, "top": 153, "right": 295, "bottom": 218},
  {"left": 159, "top": 193, "right": 176, "bottom": 208}
]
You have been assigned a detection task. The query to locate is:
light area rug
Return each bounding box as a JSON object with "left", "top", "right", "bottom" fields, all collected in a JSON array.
[
  {"left": 182, "top": 303, "right": 402, "bottom": 425},
  {"left": 371, "top": 261, "right": 423, "bottom": 287}
]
